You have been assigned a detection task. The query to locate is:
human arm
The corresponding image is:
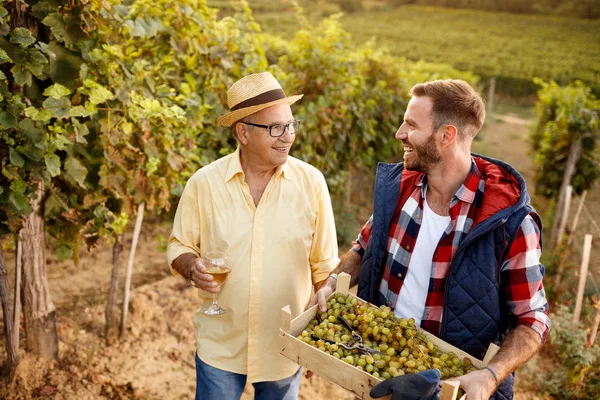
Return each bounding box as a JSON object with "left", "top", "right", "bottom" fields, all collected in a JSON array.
[
  {"left": 167, "top": 176, "right": 219, "bottom": 293},
  {"left": 308, "top": 171, "right": 340, "bottom": 292},
  {"left": 307, "top": 214, "right": 372, "bottom": 311},
  {"left": 448, "top": 214, "right": 550, "bottom": 398},
  {"left": 307, "top": 249, "right": 363, "bottom": 312},
  {"left": 447, "top": 325, "right": 542, "bottom": 399}
]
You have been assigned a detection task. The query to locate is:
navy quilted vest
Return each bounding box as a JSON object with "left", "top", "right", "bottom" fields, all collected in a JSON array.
[{"left": 357, "top": 155, "right": 540, "bottom": 400}]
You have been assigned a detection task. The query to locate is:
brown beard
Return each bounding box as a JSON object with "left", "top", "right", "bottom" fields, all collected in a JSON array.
[{"left": 404, "top": 133, "right": 441, "bottom": 173}]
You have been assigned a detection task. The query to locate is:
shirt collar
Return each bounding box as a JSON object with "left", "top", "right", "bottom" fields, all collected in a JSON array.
[
  {"left": 225, "top": 147, "right": 244, "bottom": 183},
  {"left": 416, "top": 158, "right": 481, "bottom": 204},
  {"left": 224, "top": 147, "right": 295, "bottom": 183}
]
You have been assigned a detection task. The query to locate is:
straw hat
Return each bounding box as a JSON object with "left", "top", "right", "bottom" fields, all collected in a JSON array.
[{"left": 216, "top": 72, "right": 303, "bottom": 127}]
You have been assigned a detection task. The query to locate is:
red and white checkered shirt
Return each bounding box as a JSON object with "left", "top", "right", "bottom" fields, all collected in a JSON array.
[{"left": 353, "top": 160, "right": 551, "bottom": 341}]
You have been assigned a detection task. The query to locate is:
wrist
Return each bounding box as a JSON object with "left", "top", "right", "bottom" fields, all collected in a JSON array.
[
  {"left": 327, "top": 273, "right": 338, "bottom": 288},
  {"left": 483, "top": 366, "right": 499, "bottom": 389}
]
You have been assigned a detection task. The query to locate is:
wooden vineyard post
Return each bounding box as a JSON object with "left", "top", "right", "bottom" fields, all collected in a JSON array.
[
  {"left": 556, "top": 185, "right": 573, "bottom": 248},
  {"left": 551, "top": 139, "right": 582, "bottom": 247},
  {"left": 555, "top": 190, "right": 587, "bottom": 291},
  {"left": 573, "top": 234, "right": 592, "bottom": 325},
  {"left": 120, "top": 202, "right": 145, "bottom": 337},
  {"left": 13, "top": 240, "right": 22, "bottom": 347}
]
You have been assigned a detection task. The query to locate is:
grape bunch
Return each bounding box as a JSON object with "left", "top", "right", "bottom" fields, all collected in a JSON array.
[{"left": 296, "top": 294, "right": 479, "bottom": 380}]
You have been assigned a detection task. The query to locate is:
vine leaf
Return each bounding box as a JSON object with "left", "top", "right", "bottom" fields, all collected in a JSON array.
[
  {"left": 44, "top": 83, "right": 71, "bottom": 99},
  {"left": 65, "top": 157, "right": 88, "bottom": 188},
  {"left": 0, "top": 111, "right": 17, "bottom": 129},
  {"left": 10, "top": 28, "right": 36, "bottom": 48},
  {"left": 45, "top": 154, "right": 61, "bottom": 177},
  {"left": 9, "top": 147, "right": 25, "bottom": 167}
]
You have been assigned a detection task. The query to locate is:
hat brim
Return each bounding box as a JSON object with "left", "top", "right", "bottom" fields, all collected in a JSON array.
[{"left": 216, "top": 94, "right": 304, "bottom": 127}]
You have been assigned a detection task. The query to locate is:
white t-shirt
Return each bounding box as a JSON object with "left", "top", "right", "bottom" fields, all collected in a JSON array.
[{"left": 394, "top": 197, "right": 451, "bottom": 325}]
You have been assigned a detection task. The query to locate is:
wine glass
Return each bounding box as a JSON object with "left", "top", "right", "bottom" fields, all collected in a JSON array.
[{"left": 202, "top": 251, "right": 230, "bottom": 316}]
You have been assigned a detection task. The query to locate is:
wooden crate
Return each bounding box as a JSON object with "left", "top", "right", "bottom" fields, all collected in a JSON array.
[{"left": 279, "top": 273, "right": 499, "bottom": 400}]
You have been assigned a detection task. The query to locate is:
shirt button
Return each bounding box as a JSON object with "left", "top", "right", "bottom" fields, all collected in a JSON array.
[
  {"left": 405, "top": 245, "right": 411, "bottom": 251},
  {"left": 253, "top": 277, "right": 258, "bottom": 282},
  {"left": 397, "top": 273, "right": 403, "bottom": 278}
]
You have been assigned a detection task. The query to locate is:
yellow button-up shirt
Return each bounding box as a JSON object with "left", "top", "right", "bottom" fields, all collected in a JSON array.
[{"left": 167, "top": 147, "right": 339, "bottom": 382}]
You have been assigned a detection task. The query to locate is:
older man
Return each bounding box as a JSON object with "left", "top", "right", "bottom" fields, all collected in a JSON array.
[
  {"left": 311, "top": 79, "right": 551, "bottom": 400},
  {"left": 168, "top": 72, "right": 339, "bottom": 399}
]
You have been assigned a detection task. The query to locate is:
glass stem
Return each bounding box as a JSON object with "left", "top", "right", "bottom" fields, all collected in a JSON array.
[{"left": 212, "top": 293, "right": 218, "bottom": 306}]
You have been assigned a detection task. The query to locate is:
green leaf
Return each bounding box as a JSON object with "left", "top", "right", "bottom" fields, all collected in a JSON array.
[
  {"left": 25, "top": 107, "right": 53, "bottom": 123},
  {"left": 68, "top": 105, "right": 93, "bottom": 118},
  {"left": 10, "top": 28, "right": 36, "bottom": 48},
  {"left": 9, "top": 147, "right": 25, "bottom": 167},
  {"left": 28, "top": 48, "right": 48, "bottom": 65},
  {"left": 0, "top": 111, "right": 17, "bottom": 129},
  {"left": 44, "top": 83, "right": 71, "bottom": 99},
  {"left": 88, "top": 85, "right": 114, "bottom": 105},
  {"left": 9, "top": 191, "right": 30, "bottom": 212},
  {"left": 56, "top": 244, "right": 71, "bottom": 261},
  {"left": 42, "top": 96, "right": 71, "bottom": 119},
  {"left": 0, "top": 48, "right": 12, "bottom": 63},
  {"left": 51, "top": 134, "right": 71, "bottom": 151},
  {"left": 23, "top": 143, "right": 44, "bottom": 161},
  {"left": 0, "top": 6, "right": 8, "bottom": 18},
  {"left": 36, "top": 42, "right": 55, "bottom": 60},
  {"left": 19, "top": 119, "right": 43, "bottom": 142},
  {"left": 11, "top": 65, "right": 32, "bottom": 86},
  {"left": 10, "top": 178, "right": 27, "bottom": 194},
  {"left": 73, "top": 119, "right": 89, "bottom": 143},
  {"left": 0, "top": 70, "right": 6, "bottom": 79},
  {"left": 44, "top": 154, "right": 61, "bottom": 177},
  {"left": 65, "top": 157, "right": 87, "bottom": 188}
]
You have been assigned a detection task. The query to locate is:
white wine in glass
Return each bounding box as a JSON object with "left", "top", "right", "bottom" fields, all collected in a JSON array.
[{"left": 202, "top": 251, "right": 229, "bottom": 316}]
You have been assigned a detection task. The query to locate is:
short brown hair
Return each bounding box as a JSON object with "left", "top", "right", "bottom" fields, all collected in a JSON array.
[{"left": 409, "top": 79, "right": 485, "bottom": 140}]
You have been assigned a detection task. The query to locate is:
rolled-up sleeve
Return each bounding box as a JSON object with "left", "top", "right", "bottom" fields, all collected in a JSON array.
[
  {"left": 167, "top": 179, "right": 201, "bottom": 275},
  {"left": 308, "top": 171, "right": 340, "bottom": 284},
  {"left": 501, "top": 213, "right": 551, "bottom": 342}
]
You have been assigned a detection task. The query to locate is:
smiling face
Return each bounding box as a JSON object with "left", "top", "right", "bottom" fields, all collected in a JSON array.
[
  {"left": 236, "top": 103, "right": 296, "bottom": 171},
  {"left": 395, "top": 96, "right": 442, "bottom": 173}
]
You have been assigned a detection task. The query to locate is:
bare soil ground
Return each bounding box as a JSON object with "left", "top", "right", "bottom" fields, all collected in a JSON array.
[{"left": 0, "top": 113, "right": 583, "bottom": 399}]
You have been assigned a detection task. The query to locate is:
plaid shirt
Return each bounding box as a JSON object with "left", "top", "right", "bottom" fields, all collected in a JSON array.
[{"left": 353, "top": 160, "right": 551, "bottom": 341}]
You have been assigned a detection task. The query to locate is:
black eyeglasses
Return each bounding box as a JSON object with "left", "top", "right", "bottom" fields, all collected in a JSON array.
[{"left": 240, "top": 120, "right": 300, "bottom": 137}]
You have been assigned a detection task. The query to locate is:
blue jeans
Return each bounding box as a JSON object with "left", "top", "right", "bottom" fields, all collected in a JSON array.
[{"left": 195, "top": 353, "right": 302, "bottom": 400}]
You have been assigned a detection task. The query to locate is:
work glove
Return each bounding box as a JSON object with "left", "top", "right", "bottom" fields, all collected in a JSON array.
[{"left": 370, "top": 369, "right": 441, "bottom": 400}]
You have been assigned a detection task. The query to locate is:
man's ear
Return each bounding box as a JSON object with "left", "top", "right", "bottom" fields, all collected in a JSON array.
[
  {"left": 235, "top": 123, "right": 249, "bottom": 145},
  {"left": 440, "top": 124, "right": 458, "bottom": 146}
]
